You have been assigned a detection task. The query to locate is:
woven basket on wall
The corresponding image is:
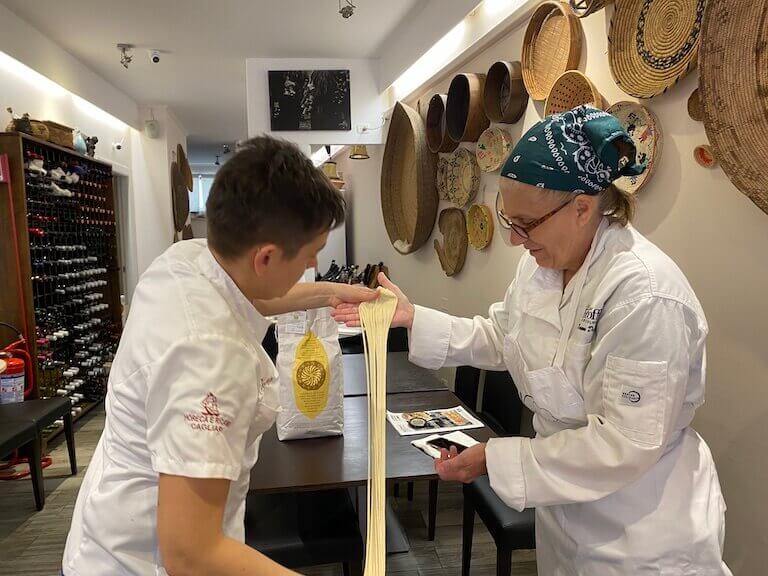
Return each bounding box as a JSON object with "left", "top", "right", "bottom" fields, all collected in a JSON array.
[
  {"left": 446, "top": 73, "right": 490, "bottom": 143},
  {"left": 426, "top": 94, "right": 459, "bottom": 153},
  {"left": 434, "top": 208, "right": 467, "bottom": 277},
  {"left": 467, "top": 204, "right": 494, "bottom": 250},
  {"left": 381, "top": 101, "right": 438, "bottom": 255},
  {"left": 522, "top": 1, "right": 583, "bottom": 100},
  {"left": 700, "top": 0, "right": 768, "bottom": 214},
  {"left": 483, "top": 61, "right": 528, "bottom": 124},
  {"left": 609, "top": 0, "right": 705, "bottom": 99},
  {"left": 544, "top": 70, "right": 605, "bottom": 116}
]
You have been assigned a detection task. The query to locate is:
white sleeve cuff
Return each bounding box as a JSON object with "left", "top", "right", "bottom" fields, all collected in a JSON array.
[
  {"left": 408, "top": 305, "right": 452, "bottom": 371},
  {"left": 485, "top": 437, "right": 528, "bottom": 512}
]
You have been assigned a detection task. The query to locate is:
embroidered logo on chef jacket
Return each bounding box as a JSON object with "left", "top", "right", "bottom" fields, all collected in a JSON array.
[
  {"left": 184, "top": 392, "right": 232, "bottom": 432},
  {"left": 577, "top": 306, "right": 603, "bottom": 334},
  {"left": 620, "top": 386, "right": 642, "bottom": 406}
]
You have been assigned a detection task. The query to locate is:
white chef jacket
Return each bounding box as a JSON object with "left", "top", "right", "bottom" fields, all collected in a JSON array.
[
  {"left": 409, "top": 219, "right": 732, "bottom": 576},
  {"left": 63, "top": 239, "right": 280, "bottom": 576}
]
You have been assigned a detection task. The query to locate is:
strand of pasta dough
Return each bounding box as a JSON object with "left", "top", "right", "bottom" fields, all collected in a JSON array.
[{"left": 359, "top": 288, "right": 398, "bottom": 576}]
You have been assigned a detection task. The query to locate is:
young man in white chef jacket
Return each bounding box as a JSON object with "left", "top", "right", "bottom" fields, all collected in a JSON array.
[{"left": 62, "top": 136, "right": 376, "bottom": 576}]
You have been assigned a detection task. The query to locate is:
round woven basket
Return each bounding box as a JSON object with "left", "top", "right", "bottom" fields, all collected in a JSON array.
[
  {"left": 609, "top": 0, "right": 705, "bottom": 99},
  {"left": 607, "top": 101, "right": 663, "bottom": 195},
  {"left": 522, "top": 2, "right": 583, "bottom": 100},
  {"left": 476, "top": 127, "right": 513, "bottom": 172},
  {"left": 483, "top": 61, "right": 528, "bottom": 123},
  {"left": 700, "top": 0, "right": 768, "bottom": 214},
  {"left": 569, "top": 0, "right": 614, "bottom": 17},
  {"left": 446, "top": 147, "right": 480, "bottom": 207},
  {"left": 434, "top": 208, "right": 467, "bottom": 277},
  {"left": 426, "top": 94, "right": 459, "bottom": 153},
  {"left": 687, "top": 88, "right": 703, "bottom": 122},
  {"left": 178, "top": 144, "right": 193, "bottom": 191},
  {"left": 467, "top": 204, "right": 494, "bottom": 250},
  {"left": 171, "top": 161, "right": 189, "bottom": 233},
  {"left": 381, "top": 101, "right": 438, "bottom": 255},
  {"left": 446, "top": 73, "right": 490, "bottom": 142},
  {"left": 544, "top": 70, "right": 604, "bottom": 116}
]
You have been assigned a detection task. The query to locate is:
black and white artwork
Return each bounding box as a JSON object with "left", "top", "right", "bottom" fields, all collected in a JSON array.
[{"left": 268, "top": 70, "right": 351, "bottom": 131}]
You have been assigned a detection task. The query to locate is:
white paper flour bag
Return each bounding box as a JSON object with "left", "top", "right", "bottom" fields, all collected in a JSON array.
[{"left": 275, "top": 307, "right": 344, "bottom": 440}]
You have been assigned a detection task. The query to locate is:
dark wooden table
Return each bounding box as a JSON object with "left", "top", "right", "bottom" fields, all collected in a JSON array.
[
  {"left": 342, "top": 352, "right": 447, "bottom": 397},
  {"left": 249, "top": 390, "right": 494, "bottom": 494}
]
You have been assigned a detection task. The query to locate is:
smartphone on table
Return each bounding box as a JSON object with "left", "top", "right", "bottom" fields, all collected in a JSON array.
[{"left": 427, "top": 436, "right": 468, "bottom": 454}]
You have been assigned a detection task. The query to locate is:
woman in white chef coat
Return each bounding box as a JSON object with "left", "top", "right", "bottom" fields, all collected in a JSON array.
[{"left": 334, "top": 106, "right": 732, "bottom": 575}]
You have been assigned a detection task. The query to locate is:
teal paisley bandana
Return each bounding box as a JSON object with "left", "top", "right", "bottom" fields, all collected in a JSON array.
[{"left": 501, "top": 105, "right": 646, "bottom": 194}]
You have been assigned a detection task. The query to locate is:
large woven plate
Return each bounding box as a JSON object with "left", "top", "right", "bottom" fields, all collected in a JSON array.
[
  {"left": 446, "top": 147, "right": 480, "bottom": 207},
  {"left": 544, "top": 70, "right": 604, "bottom": 116},
  {"left": 476, "top": 127, "right": 513, "bottom": 172},
  {"left": 467, "top": 204, "right": 494, "bottom": 250},
  {"left": 434, "top": 208, "right": 467, "bottom": 277},
  {"left": 609, "top": 0, "right": 705, "bottom": 99},
  {"left": 426, "top": 94, "right": 459, "bottom": 153},
  {"left": 700, "top": 0, "right": 768, "bottom": 214},
  {"left": 522, "top": 2, "right": 583, "bottom": 100},
  {"left": 381, "top": 101, "right": 438, "bottom": 254},
  {"left": 483, "top": 61, "right": 528, "bottom": 124},
  {"left": 171, "top": 161, "right": 189, "bottom": 232},
  {"left": 606, "top": 101, "right": 662, "bottom": 195}
]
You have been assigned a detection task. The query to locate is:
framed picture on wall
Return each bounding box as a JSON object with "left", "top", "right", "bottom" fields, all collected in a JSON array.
[{"left": 268, "top": 70, "right": 351, "bottom": 131}]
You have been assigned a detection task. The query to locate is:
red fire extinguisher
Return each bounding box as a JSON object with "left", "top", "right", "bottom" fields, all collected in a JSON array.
[{"left": 0, "top": 356, "right": 25, "bottom": 404}]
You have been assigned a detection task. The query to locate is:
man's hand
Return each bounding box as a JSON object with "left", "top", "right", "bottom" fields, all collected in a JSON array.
[
  {"left": 434, "top": 443, "right": 487, "bottom": 484},
  {"left": 331, "top": 273, "right": 415, "bottom": 329}
]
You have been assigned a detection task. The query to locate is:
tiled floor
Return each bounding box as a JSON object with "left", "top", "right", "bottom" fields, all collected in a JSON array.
[{"left": 0, "top": 407, "right": 537, "bottom": 576}]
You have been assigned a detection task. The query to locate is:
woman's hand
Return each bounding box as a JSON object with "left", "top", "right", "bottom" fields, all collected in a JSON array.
[
  {"left": 330, "top": 273, "right": 416, "bottom": 329},
  {"left": 434, "top": 443, "right": 487, "bottom": 483}
]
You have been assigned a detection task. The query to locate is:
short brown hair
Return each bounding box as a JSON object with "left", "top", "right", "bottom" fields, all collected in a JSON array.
[{"left": 206, "top": 136, "right": 345, "bottom": 259}]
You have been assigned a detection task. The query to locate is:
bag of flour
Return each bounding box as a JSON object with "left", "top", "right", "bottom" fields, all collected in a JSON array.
[{"left": 275, "top": 307, "right": 344, "bottom": 440}]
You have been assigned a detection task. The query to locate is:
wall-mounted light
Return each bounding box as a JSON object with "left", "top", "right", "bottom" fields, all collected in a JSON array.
[{"left": 349, "top": 144, "right": 370, "bottom": 160}]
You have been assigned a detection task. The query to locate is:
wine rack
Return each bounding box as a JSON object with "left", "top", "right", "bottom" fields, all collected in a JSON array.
[{"left": 0, "top": 132, "right": 122, "bottom": 441}]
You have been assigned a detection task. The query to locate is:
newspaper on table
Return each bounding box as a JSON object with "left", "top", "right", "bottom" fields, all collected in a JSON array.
[{"left": 386, "top": 405, "right": 485, "bottom": 436}]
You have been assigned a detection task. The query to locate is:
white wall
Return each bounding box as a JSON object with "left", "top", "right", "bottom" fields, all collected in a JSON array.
[
  {"left": 130, "top": 105, "right": 188, "bottom": 274},
  {"left": 246, "top": 58, "right": 387, "bottom": 146},
  {"left": 339, "top": 8, "right": 768, "bottom": 574},
  {"left": 0, "top": 4, "right": 188, "bottom": 301},
  {"left": 0, "top": 4, "right": 138, "bottom": 129}
]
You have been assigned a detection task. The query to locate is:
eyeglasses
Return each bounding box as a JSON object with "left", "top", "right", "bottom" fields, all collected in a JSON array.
[{"left": 497, "top": 196, "right": 575, "bottom": 239}]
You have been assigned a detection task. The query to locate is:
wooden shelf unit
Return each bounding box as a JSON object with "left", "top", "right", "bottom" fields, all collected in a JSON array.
[{"left": 0, "top": 132, "right": 122, "bottom": 436}]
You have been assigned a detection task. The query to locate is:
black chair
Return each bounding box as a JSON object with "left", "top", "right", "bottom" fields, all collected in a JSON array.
[
  {"left": 262, "top": 324, "right": 278, "bottom": 362},
  {"left": 0, "top": 397, "right": 77, "bottom": 478},
  {"left": 462, "top": 369, "right": 536, "bottom": 576},
  {"left": 0, "top": 420, "right": 44, "bottom": 510},
  {"left": 454, "top": 365, "right": 481, "bottom": 415},
  {"left": 245, "top": 489, "right": 364, "bottom": 575}
]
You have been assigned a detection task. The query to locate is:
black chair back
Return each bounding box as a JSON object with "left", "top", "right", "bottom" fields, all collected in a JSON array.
[
  {"left": 480, "top": 370, "right": 524, "bottom": 436},
  {"left": 454, "top": 366, "right": 481, "bottom": 414}
]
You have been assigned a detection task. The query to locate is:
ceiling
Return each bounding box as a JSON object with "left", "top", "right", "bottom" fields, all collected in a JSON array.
[{"left": 0, "top": 0, "right": 422, "bottom": 162}]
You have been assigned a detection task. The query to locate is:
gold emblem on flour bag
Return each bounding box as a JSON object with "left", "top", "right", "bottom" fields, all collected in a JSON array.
[{"left": 292, "top": 332, "right": 330, "bottom": 418}]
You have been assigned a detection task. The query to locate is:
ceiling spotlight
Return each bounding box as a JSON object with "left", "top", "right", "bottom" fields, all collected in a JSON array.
[
  {"left": 117, "top": 44, "right": 134, "bottom": 69},
  {"left": 339, "top": 0, "right": 355, "bottom": 18},
  {"left": 222, "top": 144, "right": 231, "bottom": 155}
]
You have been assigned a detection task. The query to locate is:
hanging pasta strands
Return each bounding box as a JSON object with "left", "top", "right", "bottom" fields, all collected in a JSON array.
[{"left": 359, "top": 288, "right": 398, "bottom": 576}]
